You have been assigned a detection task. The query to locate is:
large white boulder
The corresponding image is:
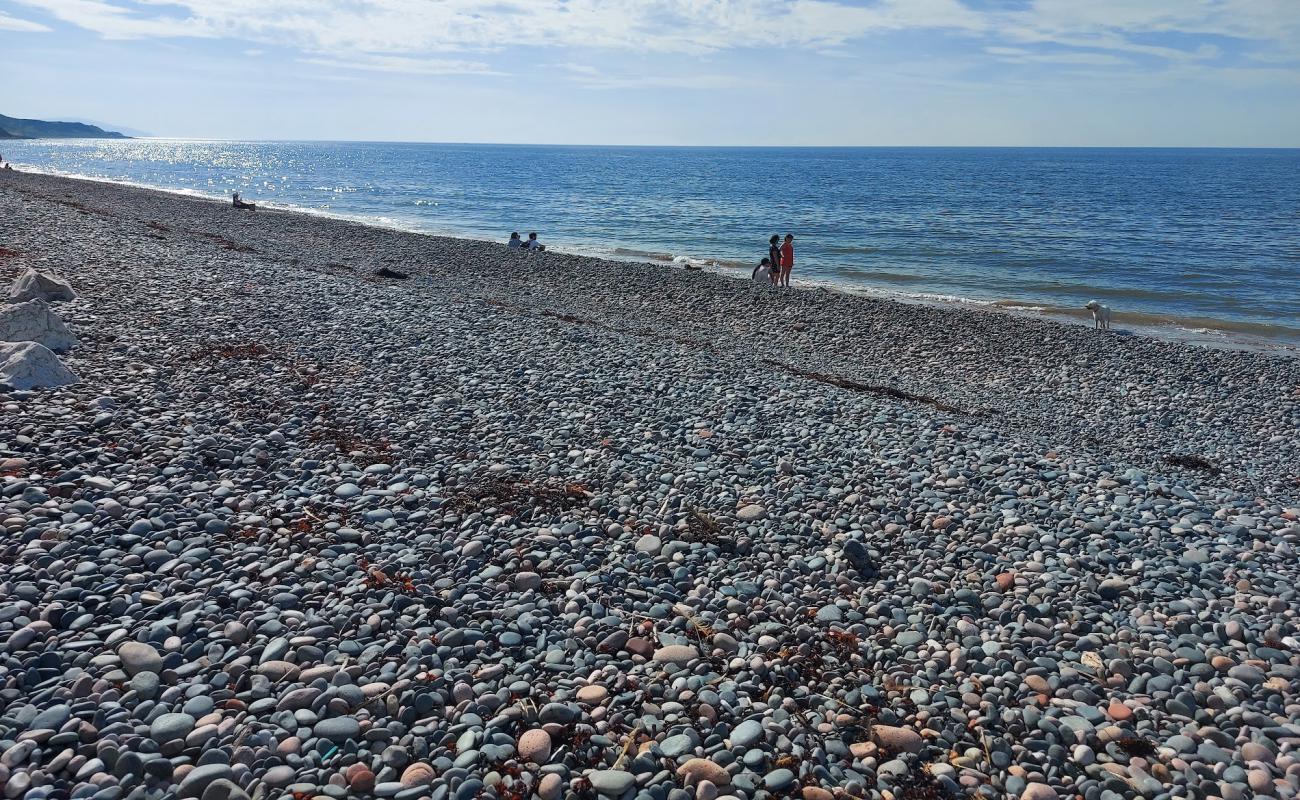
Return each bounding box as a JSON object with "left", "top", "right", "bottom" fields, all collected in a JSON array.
[
  {"left": 0, "top": 298, "right": 79, "bottom": 352},
  {"left": 0, "top": 341, "right": 79, "bottom": 390},
  {"left": 8, "top": 268, "right": 77, "bottom": 303}
]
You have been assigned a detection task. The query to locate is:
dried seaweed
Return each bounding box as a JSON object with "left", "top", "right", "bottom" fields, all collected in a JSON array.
[
  {"left": 191, "top": 341, "right": 271, "bottom": 360},
  {"left": 1115, "top": 736, "right": 1158, "bottom": 758},
  {"left": 894, "top": 762, "right": 958, "bottom": 800},
  {"left": 195, "top": 230, "right": 257, "bottom": 253},
  {"left": 1163, "top": 453, "right": 1218, "bottom": 474},
  {"left": 306, "top": 417, "right": 391, "bottom": 467},
  {"left": 542, "top": 311, "right": 591, "bottom": 325},
  {"left": 444, "top": 474, "right": 592, "bottom": 515},
  {"left": 761, "top": 359, "right": 982, "bottom": 416}
]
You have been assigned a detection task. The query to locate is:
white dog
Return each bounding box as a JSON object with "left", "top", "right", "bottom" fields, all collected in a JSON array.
[{"left": 1084, "top": 300, "right": 1112, "bottom": 330}]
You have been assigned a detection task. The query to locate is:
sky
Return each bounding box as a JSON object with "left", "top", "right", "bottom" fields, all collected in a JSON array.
[{"left": 2, "top": 0, "right": 1299, "bottom": 146}]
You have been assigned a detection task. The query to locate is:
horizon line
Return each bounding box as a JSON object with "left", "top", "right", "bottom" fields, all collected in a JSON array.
[{"left": 37, "top": 136, "right": 1300, "bottom": 150}]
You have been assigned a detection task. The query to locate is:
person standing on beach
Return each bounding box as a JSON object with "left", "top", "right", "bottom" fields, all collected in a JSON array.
[
  {"left": 779, "top": 234, "right": 794, "bottom": 288},
  {"left": 768, "top": 235, "right": 783, "bottom": 285}
]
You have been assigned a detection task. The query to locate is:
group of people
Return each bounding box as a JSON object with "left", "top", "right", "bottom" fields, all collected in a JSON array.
[
  {"left": 753, "top": 234, "right": 795, "bottom": 287},
  {"left": 507, "top": 232, "right": 545, "bottom": 252}
]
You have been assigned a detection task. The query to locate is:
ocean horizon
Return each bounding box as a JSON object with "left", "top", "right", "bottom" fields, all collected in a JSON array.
[{"left": 7, "top": 138, "right": 1299, "bottom": 347}]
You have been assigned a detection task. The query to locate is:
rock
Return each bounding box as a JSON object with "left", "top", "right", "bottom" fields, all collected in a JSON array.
[
  {"left": 736, "top": 504, "right": 766, "bottom": 522},
  {"left": 634, "top": 534, "right": 662, "bottom": 555},
  {"left": 815, "top": 604, "right": 842, "bottom": 622},
  {"left": 1247, "top": 768, "right": 1274, "bottom": 795},
  {"left": 765, "top": 769, "right": 796, "bottom": 791},
  {"left": 0, "top": 299, "right": 79, "bottom": 351},
  {"left": 200, "top": 779, "right": 250, "bottom": 800},
  {"left": 118, "top": 641, "right": 163, "bottom": 676},
  {"left": 345, "top": 765, "right": 376, "bottom": 793},
  {"left": 1019, "top": 783, "right": 1058, "bottom": 799},
  {"left": 30, "top": 703, "right": 71, "bottom": 730},
  {"left": 314, "top": 717, "right": 361, "bottom": 743},
  {"left": 538, "top": 774, "right": 563, "bottom": 800},
  {"left": 1098, "top": 578, "right": 1130, "bottom": 599},
  {"left": 653, "top": 644, "right": 699, "bottom": 666},
  {"left": 0, "top": 341, "right": 78, "bottom": 389},
  {"left": 729, "top": 719, "right": 763, "bottom": 748},
  {"left": 677, "top": 759, "right": 730, "bottom": 786},
  {"left": 515, "top": 571, "right": 542, "bottom": 591},
  {"left": 8, "top": 268, "right": 76, "bottom": 303},
  {"left": 712, "top": 632, "right": 740, "bottom": 654},
  {"left": 400, "top": 763, "right": 435, "bottom": 786},
  {"left": 661, "top": 734, "right": 694, "bottom": 758},
  {"left": 842, "top": 539, "right": 872, "bottom": 571},
  {"left": 176, "top": 763, "right": 233, "bottom": 798},
  {"left": 150, "top": 713, "right": 196, "bottom": 744},
  {"left": 517, "top": 729, "right": 551, "bottom": 763},
  {"left": 871, "top": 725, "right": 923, "bottom": 754},
  {"left": 1228, "top": 664, "right": 1266, "bottom": 686},
  {"left": 588, "top": 770, "right": 636, "bottom": 796}
]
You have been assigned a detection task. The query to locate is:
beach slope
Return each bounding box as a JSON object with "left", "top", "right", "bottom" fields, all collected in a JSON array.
[{"left": 1, "top": 171, "right": 1298, "bottom": 800}]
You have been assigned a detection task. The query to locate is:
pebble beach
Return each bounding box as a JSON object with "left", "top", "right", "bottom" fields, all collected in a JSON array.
[{"left": 2, "top": 171, "right": 1299, "bottom": 800}]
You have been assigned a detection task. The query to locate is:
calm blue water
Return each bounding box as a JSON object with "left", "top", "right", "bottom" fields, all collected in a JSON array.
[{"left": 6, "top": 140, "right": 1299, "bottom": 343}]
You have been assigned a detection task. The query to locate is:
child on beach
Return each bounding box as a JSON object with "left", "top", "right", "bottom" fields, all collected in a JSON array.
[
  {"left": 527, "top": 232, "right": 545, "bottom": 252},
  {"left": 752, "top": 257, "right": 774, "bottom": 284},
  {"left": 768, "top": 235, "right": 783, "bottom": 282},
  {"left": 779, "top": 234, "right": 794, "bottom": 287},
  {"left": 508, "top": 232, "right": 523, "bottom": 249}
]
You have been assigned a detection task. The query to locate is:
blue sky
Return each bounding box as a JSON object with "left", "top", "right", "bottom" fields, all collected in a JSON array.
[{"left": 2, "top": 0, "right": 1299, "bottom": 145}]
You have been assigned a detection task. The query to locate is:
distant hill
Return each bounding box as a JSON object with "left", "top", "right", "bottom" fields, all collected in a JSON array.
[{"left": 0, "top": 113, "right": 128, "bottom": 139}]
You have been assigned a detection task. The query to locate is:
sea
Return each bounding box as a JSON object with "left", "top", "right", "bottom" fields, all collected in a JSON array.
[{"left": 6, "top": 140, "right": 1299, "bottom": 348}]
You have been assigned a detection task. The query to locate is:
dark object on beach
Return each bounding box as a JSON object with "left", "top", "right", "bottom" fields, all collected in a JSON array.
[
  {"left": 231, "top": 191, "right": 256, "bottom": 211},
  {"left": 761, "top": 358, "right": 981, "bottom": 416},
  {"left": 190, "top": 341, "right": 271, "bottom": 361},
  {"left": 893, "top": 760, "right": 958, "bottom": 800},
  {"left": 542, "top": 311, "right": 590, "bottom": 325},
  {"left": 1114, "top": 736, "right": 1159, "bottom": 758},
  {"left": 374, "top": 267, "right": 409, "bottom": 280},
  {"left": 1163, "top": 453, "right": 1218, "bottom": 474},
  {"left": 683, "top": 264, "right": 701, "bottom": 271}
]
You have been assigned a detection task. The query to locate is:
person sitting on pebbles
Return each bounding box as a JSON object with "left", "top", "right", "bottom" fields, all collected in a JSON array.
[{"left": 526, "top": 232, "right": 545, "bottom": 252}]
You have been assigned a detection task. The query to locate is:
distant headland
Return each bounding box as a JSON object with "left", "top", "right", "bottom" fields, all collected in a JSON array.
[{"left": 0, "top": 113, "right": 129, "bottom": 139}]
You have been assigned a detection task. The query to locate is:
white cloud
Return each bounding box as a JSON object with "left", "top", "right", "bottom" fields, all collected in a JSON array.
[
  {"left": 13, "top": 0, "right": 206, "bottom": 38},
  {"left": 556, "top": 63, "right": 745, "bottom": 90},
  {"left": 9, "top": 0, "right": 1300, "bottom": 75},
  {"left": 0, "top": 9, "right": 52, "bottom": 31},
  {"left": 302, "top": 54, "right": 503, "bottom": 76},
  {"left": 986, "top": 46, "right": 1131, "bottom": 67}
]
